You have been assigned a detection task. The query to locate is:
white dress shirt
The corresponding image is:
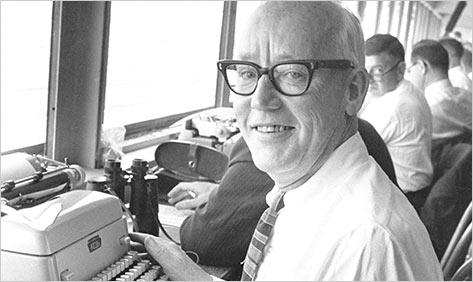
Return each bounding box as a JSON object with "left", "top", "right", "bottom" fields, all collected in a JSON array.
[
  {"left": 449, "top": 66, "right": 472, "bottom": 91},
  {"left": 425, "top": 79, "right": 472, "bottom": 141},
  {"left": 359, "top": 80, "right": 433, "bottom": 192},
  {"left": 255, "top": 133, "right": 443, "bottom": 281}
]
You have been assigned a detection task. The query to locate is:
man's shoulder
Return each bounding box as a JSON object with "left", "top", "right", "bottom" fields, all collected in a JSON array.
[
  {"left": 391, "top": 83, "right": 431, "bottom": 120},
  {"left": 396, "top": 81, "right": 425, "bottom": 104},
  {"left": 431, "top": 84, "right": 472, "bottom": 107},
  {"left": 340, "top": 158, "right": 418, "bottom": 229},
  {"left": 380, "top": 82, "right": 420, "bottom": 111}
]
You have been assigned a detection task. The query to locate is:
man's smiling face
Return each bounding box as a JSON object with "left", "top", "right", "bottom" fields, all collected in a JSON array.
[{"left": 232, "top": 3, "right": 351, "bottom": 188}]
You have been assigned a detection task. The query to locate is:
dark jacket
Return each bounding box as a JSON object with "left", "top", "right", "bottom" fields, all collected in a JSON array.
[{"left": 420, "top": 143, "right": 472, "bottom": 259}]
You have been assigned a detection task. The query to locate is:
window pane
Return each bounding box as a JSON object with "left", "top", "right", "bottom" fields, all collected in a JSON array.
[
  {"left": 234, "top": 1, "right": 264, "bottom": 45},
  {"left": 1, "top": 2, "right": 52, "bottom": 153},
  {"left": 377, "top": 2, "right": 391, "bottom": 34},
  {"left": 362, "top": 2, "right": 378, "bottom": 39},
  {"left": 390, "top": 1, "right": 403, "bottom": 37},
  {"left": 105, "top": 2, "right": 223, "bottom": 127},
  {"left": 340, "top": 2, "right": 360, "bottom": 19},
  {"left": 399, "top": 2, "right": 411, "bottom": 47},
  {"left": 406, "top": 2, "right": 418, "bottom": 52}
]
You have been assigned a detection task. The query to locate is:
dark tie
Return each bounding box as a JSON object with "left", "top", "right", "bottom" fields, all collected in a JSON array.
[{"left": 241, "top": 191, "right": 285, "bottom": 281}]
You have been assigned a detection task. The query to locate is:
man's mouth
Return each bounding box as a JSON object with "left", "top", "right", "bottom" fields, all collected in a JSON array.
[{"left": 253, "top": 125, "right": 294, "bottom": 133}]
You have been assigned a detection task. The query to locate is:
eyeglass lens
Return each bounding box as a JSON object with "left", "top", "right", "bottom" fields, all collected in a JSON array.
[
  {"left": 369, "top": 60, "right": 400, "bottom": 81},
  {"left": 225, "top": 63, "right": 310, "bottom": 95}
]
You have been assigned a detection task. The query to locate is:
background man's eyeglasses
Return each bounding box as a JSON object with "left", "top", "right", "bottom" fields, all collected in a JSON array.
[
  {"left": 368, "top": 59, "right": 402, "bottom": 82},
  {"left": 217, "top": 59, "right": 355, "bottom": 96},
  {"left": 406, "top": 62, "right": 419, "bottom": 73}
]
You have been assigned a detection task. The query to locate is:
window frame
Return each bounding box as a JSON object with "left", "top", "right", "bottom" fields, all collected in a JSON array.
[
  {"left": 1, "top": 144, "right": 45, "bottom": 156},
  {"left": 46, "top": 1, "right": 110, "bottom": 167},
  {"left": 42, "top": 1, "right": 238, "bottom": 167}
]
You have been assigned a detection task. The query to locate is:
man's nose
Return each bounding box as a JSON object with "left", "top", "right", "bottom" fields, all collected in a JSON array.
[{"left": 250, "top": 75, "right": 282, "bottom": 110}]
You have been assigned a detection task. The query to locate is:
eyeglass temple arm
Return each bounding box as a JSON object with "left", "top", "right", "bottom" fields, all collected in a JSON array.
[{"left": 316, "top": 60, "right": 355, "bottom": 69}]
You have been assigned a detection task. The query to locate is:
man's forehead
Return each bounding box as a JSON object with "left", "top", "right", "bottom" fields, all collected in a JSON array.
[
  {"left": 235, "top": 12, "right": 337, "bottom": 62},
  {"left": 366, "top": 52, "right": 397, "bottom": 68}
]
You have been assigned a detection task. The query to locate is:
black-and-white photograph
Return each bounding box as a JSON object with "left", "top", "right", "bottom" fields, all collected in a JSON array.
[{"left": 1, "top": 1, "right": 471, "bottom": 281}]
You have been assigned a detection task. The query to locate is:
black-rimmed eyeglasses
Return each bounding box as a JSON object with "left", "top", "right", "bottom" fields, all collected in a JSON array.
[
  {"left": 406, "top": 61, "right": 419, "bottom": 73},
  {"left": 217, "top": 59, "right": 355, "bottom": 96},
  {"left": 368, "top": 59, "right": 402, "bottom": 82}
]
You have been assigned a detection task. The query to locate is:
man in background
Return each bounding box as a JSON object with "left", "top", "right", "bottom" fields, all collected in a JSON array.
[
  {"left": 359, "top": 34, "right": 433, "bottom": 209},
  {"left": 406, "top": 39, "right": 471, "bottom": 156},
  {"left": 439, "top": 37, "right": 472, "bottom": 91},
  {"left": 407, "top": 39, "right": 472, "bottom": 260}
]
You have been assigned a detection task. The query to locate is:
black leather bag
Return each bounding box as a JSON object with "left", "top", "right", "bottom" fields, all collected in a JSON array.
[{"left": 154, "top": 140, "right": 229, "bottom": 202}]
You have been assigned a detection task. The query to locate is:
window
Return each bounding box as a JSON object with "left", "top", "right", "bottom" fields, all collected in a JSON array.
[
  {"left": 406, "top": 2, "right": 418, "bottom": 52},
  {"left": 234, "top": 1, "right": 264, "bottom": 45},
  {"left": 340, "top": 2, "right": 360, "bottom": 19},
  {"left": 361, "top": 2, "right": 378, "bottom": 39},
  {"left": 1, "top": 1, "right": 52, "bottom": 153},
  {"left": 377, "top": 2, "right": 392, "bottom": 34},
  {"left": 105, "top": 2, "right": 224, "bottom": 128},
  {"left": 390, "top": 2, "right": 404, "bottom": 37},
  {"left": 399, "top": 1, "right": 411, "bottom": 47}
]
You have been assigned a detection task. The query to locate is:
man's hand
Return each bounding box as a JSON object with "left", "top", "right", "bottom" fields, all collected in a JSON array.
[
  {"left": 167, "top": 181, "right": 218, "bottom": 210},
  {"left": 129, "top": 232, "right": 212, "bottom": 281}
]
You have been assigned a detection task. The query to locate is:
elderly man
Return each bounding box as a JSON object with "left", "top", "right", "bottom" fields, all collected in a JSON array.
[
  {"left": 131, "top": 2, "right": 442, "bottom": 280},
  {"left": 439, "top": 37, "right": 472, "bottom": 92},
  {"left": 167, "top": 118, "right": 397, "bottom": 272},
  {"left": 359, "top": 34, "right": 433, "bottom": 201}
]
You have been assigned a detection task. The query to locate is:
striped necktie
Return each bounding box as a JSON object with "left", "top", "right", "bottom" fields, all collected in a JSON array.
[{"left": 241, "top": 191, "right": 285, "bottom": 281}]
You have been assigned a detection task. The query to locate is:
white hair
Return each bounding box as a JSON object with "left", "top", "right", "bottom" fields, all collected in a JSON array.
[
  {"left": 336, "top": 3, "right": 365, "bottom": 68},
  {"left": 253, "top": 1, "right": 365, "bottom": 68}
]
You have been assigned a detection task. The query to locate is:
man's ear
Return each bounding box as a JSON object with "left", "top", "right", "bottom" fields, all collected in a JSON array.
[
  {"left": 417, "top": 60, "right": 427, "bottom": 75},
  {"left": 345, "top": 68, "right": 369, "bottom": 116},
  {"left": 397, "top": 61, "right": 406, "bottom": 80}
]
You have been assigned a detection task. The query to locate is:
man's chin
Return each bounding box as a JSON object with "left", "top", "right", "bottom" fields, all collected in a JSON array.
[
  {"left": 252, "top": 151, "right": 286, "bottom": 174},
  {"left": 367, "top": 88, "right": 383, "bottom": 97},
  {"left": 253, "top": 155, "right": 276, "bottom": 173}
]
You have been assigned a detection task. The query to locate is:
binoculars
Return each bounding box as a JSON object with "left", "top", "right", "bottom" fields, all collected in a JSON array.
[{"left": 87, "top": 158, "right": 159, "bottom": 236}]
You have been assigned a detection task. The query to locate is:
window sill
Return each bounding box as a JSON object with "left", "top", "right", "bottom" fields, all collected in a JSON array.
[{"left": 121, "top": 126, "right": 181, "bottom": 168}]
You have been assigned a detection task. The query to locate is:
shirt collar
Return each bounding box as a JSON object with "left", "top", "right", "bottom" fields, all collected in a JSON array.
[
  {"left": 425, "top": 79, "right": 452, "bottom": 95},
  {"left": 266, "top": 132, "right": 369, "bottom": 206},
  {"left": 449, "top": 66, "right": 463, "bottom": 73},
  {"left": 449, "top": 66, "right": 465, "bottom": 78}
]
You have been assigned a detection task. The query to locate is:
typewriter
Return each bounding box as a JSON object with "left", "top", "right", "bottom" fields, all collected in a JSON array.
[
  {"left": 2, "top": 190, "right": 171, "bottom": 281},
  {"left": 0, "top": 154, "right": 169, "bottom": 281},
  {"left": 1, "top": 143, "right": 229, "bottom": 281}
]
